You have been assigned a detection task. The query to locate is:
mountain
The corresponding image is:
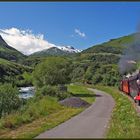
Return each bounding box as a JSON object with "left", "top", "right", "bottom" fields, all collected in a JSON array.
[
  {"left": 0, "top": 58, "right": 32, "bottom": 85},
  {"left": 57, "top": 46, "right": 81, "bottom": 53},
  {"left": 0, "top": 35, "right": 25, "bottom": 61},
  {"left": 69, "top": 33, "right": 139, "bottom": 86},
  {"left": 74, "top": 33, "right": 137, "bottom": 65},
  {"left": 82, "top": 33, "right": 134, "bottom": 54},
  {"left": 0, "top": 32, "right": 139, "bottom": 87},
  {"left": 30, "top": 46, "right": 81, "bottom": 57}
]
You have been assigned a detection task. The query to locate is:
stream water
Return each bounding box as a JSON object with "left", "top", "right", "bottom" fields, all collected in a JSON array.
[{"left": 19, "top": 87, "right": 35, "bottom": 99}]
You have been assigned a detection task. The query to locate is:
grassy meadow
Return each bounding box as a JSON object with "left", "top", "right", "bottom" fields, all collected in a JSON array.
[{"left": 0, "top": 84, "right": 95, "bottom": 138}]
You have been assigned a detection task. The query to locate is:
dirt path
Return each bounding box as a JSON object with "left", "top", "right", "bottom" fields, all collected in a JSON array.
[{"left": 36, "top": 88, "right": 115, "bottom": 138}]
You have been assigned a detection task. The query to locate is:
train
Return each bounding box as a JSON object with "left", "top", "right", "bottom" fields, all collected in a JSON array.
[{"left": 119, "top": 72, "right": 140, "bottom": 106}]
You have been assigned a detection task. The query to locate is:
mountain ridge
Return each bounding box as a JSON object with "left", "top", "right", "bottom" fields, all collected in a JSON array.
[
  {"left": 30, "top": 45, "right": 81, "bottom": 57},
  {"left": 0, "top": 35, "right": 25, "bottom": 61}
]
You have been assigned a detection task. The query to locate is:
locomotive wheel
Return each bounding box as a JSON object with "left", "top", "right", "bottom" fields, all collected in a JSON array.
[{"left": 138, "top": 100, "right": 140, "bottom": 106}]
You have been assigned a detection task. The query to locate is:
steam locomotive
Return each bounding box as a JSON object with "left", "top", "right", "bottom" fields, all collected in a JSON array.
[{"left": 119, "top": 72, "right": 140, "bottom": 105}]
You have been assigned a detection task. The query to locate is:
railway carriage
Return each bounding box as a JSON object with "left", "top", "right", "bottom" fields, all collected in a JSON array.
[{"left": 119, "top": 73, "right": 140, "bottom": 105}]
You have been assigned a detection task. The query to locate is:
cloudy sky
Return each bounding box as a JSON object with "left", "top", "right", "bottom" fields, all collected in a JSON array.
[
  {"left": 0, "top": 28, "right": 57, "bottom": 55},
  {"left": 0, "top": 2, "right": 140, "bottom": 55}
]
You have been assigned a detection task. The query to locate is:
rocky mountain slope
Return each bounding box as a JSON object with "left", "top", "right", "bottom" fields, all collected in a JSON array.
[{"left": 0, "top": 35, "right": 25, "bottom": 61}]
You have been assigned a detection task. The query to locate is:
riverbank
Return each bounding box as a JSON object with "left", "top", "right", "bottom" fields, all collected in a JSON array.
[{"left": 0, "top": 84, "right": 95, "bottom": 138}]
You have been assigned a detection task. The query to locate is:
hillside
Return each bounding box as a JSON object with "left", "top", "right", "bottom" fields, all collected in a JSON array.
[
  {"left": 0, "top": 58, "right": 33, "bottom": 86},
  {"left": 69, "top": 33, "right": 138, "bottom": 85},
  {"left": 0, "top": 35, "right": 25, "bottom": 61},
  {"left": 21, "top": 33, "right": 139, "bottom": 86},
  {"left": 0, "top": 32, "right": 139, "bottom": 87},
  {"left": 30, "top": 46, "right": 80, "bottom": 57},
  {"left": 31, "top": 47, "right": 70, "bottom": 57},
  {"left": 82, "top": 33, "right": 134, "bottom": 54}
]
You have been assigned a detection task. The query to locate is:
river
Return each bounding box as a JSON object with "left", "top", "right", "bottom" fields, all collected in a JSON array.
[{"left": 19, "top": 87, "right": 35, "bottom": 99}]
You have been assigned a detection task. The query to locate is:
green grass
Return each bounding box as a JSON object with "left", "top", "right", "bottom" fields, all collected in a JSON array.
[
  {"left": 0, "top": 95, "right": 84, "bottom": 138},
  {"left": 68, "top": 84, "right": 95, "bottom": 104},
  {"left": 0, "top": 96, "right": 63, "bottom": 129},
  {"left": 0, "top": 84, "right": 94, "bottom": 138},
  {"left": 92, "top": 85, "right": 140, "bottom": 138},
  {"left": 0, "top": 108, "right": 83, "bottom": 138}
]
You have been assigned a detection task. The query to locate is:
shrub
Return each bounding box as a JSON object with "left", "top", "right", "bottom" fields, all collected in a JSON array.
[
  {"left": 22, "top": 72, "right": 33, "bottom": 85},
  {"left": 40, "top": 85, "right": 57, "bottom": 96},
  {"left": 57, "top": 91, "right": 71, "bottom": 100},
  {"left": 33, "top": 57, "right": 71, "bottom": 87},
  {"left": 92, "top": 74, "right": 103, "bottom": 85},
  {"left": 36, "top": 85, "right": 71, "bottom": 100},
  {"left": 0, "top": 84, "right": 21, "bottom": 118},
  {"left": 0, "top": 96, "right": 63, "bottom": 129}
]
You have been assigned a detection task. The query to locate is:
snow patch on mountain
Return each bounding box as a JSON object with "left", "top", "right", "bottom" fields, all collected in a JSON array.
[{"left": 57, "top": 46, "right": 82, "bottom": 53}]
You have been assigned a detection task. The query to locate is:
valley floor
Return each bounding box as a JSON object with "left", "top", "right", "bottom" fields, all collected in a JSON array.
[
  {"left": 36, "top": 88, "right": 115, "bottom": 138},
  {"left": 0, "top": 84, "right": 94, "bottom": 138},
  {"left": 1, "top": 85, "right": 140, "bottom": 138}
]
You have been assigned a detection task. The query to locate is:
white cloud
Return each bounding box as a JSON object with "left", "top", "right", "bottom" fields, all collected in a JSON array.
[
  {"left": 74, "top": 29, "right": 86, "bottom": 38},
  {"left": 0, "top": 27, "right": 57, "bottom": 55}
]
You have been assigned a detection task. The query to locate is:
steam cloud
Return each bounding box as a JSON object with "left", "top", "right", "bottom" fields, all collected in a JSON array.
[{"left": 118, "top": 32, "right": 140, "bottom": 74}]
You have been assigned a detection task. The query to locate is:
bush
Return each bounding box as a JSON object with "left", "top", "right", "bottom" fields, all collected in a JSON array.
[
  {"left": 0, "top": 96, "right": 63, "bottom": 129},
  {"left": 33, "top": 57, "right": 71, "bottom": 87},
  {"left": 57, "top": 91, "right": 71, "bottom": 100},
  {"left": 92, "top": 74, "right": 103, "bottom": 85},
  {"left": 40, "top": 85, "right": 57, "bottom": 96},
  {"left": 36, "top": 85, "right": 71, "bottom": 100},
  {"left": 0, "top": 84, "right": 21, "bottom": 118},
  {"left": 22, "top": 72, "right": 33, "bottom": 85}
]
